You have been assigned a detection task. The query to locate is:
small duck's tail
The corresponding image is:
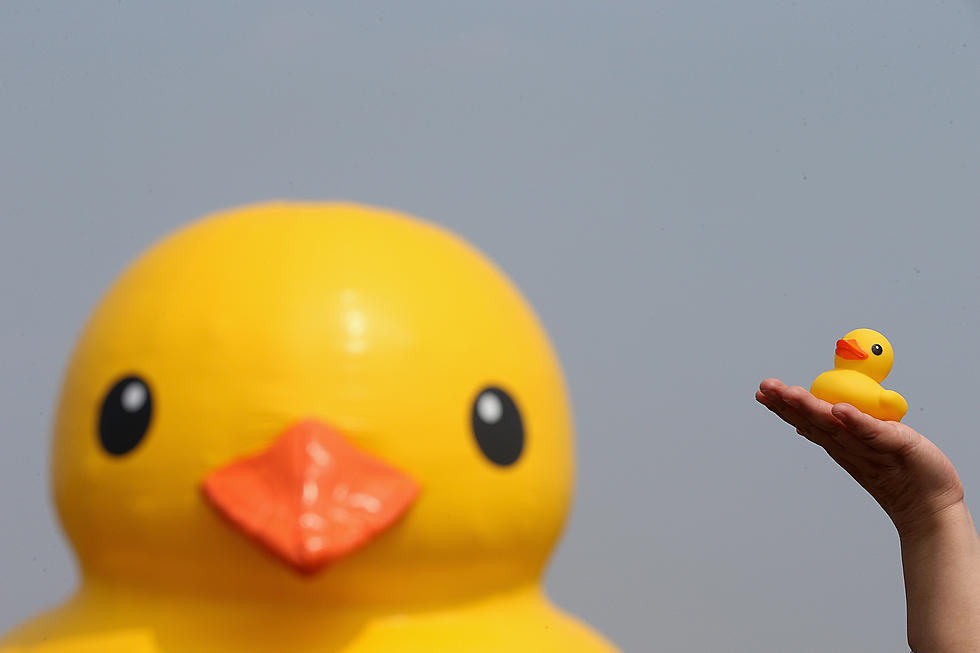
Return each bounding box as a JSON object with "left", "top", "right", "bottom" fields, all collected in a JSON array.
[{"left": 879, "top": 389, "right": 908, "bottom": 422}]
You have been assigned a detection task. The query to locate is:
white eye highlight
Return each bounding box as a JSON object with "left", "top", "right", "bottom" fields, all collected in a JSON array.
[
  {"left": 120, "top": 381, "right": 148, "bottom": 413},
  {"left": 476, "top": 391, "right": 504, "bottom": 424}
]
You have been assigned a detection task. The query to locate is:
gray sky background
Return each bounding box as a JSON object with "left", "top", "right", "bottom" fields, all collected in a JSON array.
[{"left": 3, "top": 2, "right": 980, "bottom": 651}]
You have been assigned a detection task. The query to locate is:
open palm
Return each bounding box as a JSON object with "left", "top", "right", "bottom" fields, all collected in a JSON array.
[{"left": 756, "top": 378, "right": 963, "bottom": 534}]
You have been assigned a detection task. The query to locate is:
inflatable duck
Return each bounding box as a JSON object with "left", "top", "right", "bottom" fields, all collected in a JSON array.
[
  {"left": 1, "top": 204, "right": 620, "bottom": 653},
  {"left": 810, "top": 328, "right": 908, "bottom": 422}
]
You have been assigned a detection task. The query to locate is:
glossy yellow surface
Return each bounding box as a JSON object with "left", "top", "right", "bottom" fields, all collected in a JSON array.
[
  {"left": 810, "top": 328, "right": 908, "bottom": 422},
  {"left": 1, "top": 203, "right": 619, "bottom": 653}
]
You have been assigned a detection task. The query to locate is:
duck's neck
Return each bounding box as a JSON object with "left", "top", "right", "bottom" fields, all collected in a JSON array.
[
  {"left": 78, "top": 571, "right": 547, "bottom": 616},
  {"left": 60, "top": 580, "right": 556, "bottom": 653},
  {"left": 76, "top": 546, "right": 551, "bottom": 610}
]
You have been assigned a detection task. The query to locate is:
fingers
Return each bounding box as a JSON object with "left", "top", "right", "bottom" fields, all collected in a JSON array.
[
  {"left": 756, "top": 379, "right": 843, "bottom": 433},
  {"left": 756, "top": 388, "right": 810, "bottom": 431},
  {"left": 756, "top": 380, "right": 844, "bottom": 451},
  {"left": 831, "top": 403, "right": 917, "bottom": 454},
  {"left": 780, "top": 385, "right": 843, "bottom": 433},
  {"left": 756, "top": 378, "right": 889, "bottom": 460}
]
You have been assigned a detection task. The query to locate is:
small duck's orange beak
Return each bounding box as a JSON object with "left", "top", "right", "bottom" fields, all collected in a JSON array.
[
  {"left": 835, "top": 338, "right": 869, "bottom": 360},
  {"left": 202, "top": 419, "right": 420, "bottom": 575}
]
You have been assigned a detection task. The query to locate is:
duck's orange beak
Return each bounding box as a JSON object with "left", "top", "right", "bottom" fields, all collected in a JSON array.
[
  {"left": 835, "top": 338, "right": 869, "bottom": 360},
  {"left": 202, "top": 419, "right": 420, "bottom": 575}
]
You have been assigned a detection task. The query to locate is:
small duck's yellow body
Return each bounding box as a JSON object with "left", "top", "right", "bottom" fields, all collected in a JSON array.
[
  {"left": 1, "top": 203, "right": 619, "bottom": 653},
  {"left": 810, "top": 328, "right": 908, "bottom": 422}
]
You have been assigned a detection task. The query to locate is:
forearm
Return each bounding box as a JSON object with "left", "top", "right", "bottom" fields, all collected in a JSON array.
[{"left": 900, "top": 500, "right": 980, "bottom": 653}]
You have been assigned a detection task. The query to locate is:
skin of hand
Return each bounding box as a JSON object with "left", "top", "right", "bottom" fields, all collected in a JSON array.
[
  {"left": 755, "top": 378, "right": 962, "bottom": 531},
  {"left": 757, "top": 378, "right": 980, "bottom": 653}
]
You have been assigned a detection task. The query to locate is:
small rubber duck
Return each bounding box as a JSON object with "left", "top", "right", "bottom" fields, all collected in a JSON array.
[
  {"left": 810, "top": 328, "right": 908, "bottom": 422},
  {"left": 1, "top": 203, "right": 620, "bottom": 653}
]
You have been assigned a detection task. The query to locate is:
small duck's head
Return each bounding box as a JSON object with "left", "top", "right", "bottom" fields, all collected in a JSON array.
[
  {"left": 51, "top": 203, "right": 573, "bottom": 605},
  {"left": 833, "top": 328, "right": 894, "bottom": 382}
]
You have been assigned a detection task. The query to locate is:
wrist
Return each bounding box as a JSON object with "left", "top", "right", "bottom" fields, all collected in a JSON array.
[{"left": 896, "top": 498, "right": 972, "bottom": 543}]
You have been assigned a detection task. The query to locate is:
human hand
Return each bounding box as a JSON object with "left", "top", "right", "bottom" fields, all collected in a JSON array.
[{"left": 756, "top": 378, "right": 964, "bottom": 537}]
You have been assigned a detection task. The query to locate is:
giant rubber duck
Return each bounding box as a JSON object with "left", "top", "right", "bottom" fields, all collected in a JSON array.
[
  {"left": 1, "top": 203, "right": 621, "bottom": 653},
  {"left": 810, "top": 327, "right": 908, "bottom": 422}
]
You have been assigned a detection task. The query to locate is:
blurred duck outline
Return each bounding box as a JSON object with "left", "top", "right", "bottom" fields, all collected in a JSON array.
[{"left": 1, "top": 203, "right": 620, "bottom": 653}]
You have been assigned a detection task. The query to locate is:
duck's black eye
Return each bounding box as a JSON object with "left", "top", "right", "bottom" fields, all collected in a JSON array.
[
  {"left": 471, "top": 387, "right": 524, "bottom": 466},
  {"left": 98, "top": 375, "right": 153, "bottom": 456},
  {"left": 872, "top": 344, "right": 883, "bottom": 356}
]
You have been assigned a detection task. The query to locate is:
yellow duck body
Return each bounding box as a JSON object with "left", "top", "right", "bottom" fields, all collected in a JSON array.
[
  {"left": 1, "top": 203, "right": 619, "bottom": 653},
  {"left": 809, "top": 328, "right": 908, "bottom": 422}
]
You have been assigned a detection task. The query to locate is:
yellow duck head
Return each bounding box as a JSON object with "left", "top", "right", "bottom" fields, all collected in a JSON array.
[
  {"left": 832, "top": 327, "right": 894, "bottom": 383},
  {"left": 51, "top": 203, "right": 574, "bottom": 606}
]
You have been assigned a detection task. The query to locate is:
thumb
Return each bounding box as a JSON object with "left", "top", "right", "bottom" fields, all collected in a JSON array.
[{"left": 831, "top": 403, "right": 912, "bottom": 453}]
